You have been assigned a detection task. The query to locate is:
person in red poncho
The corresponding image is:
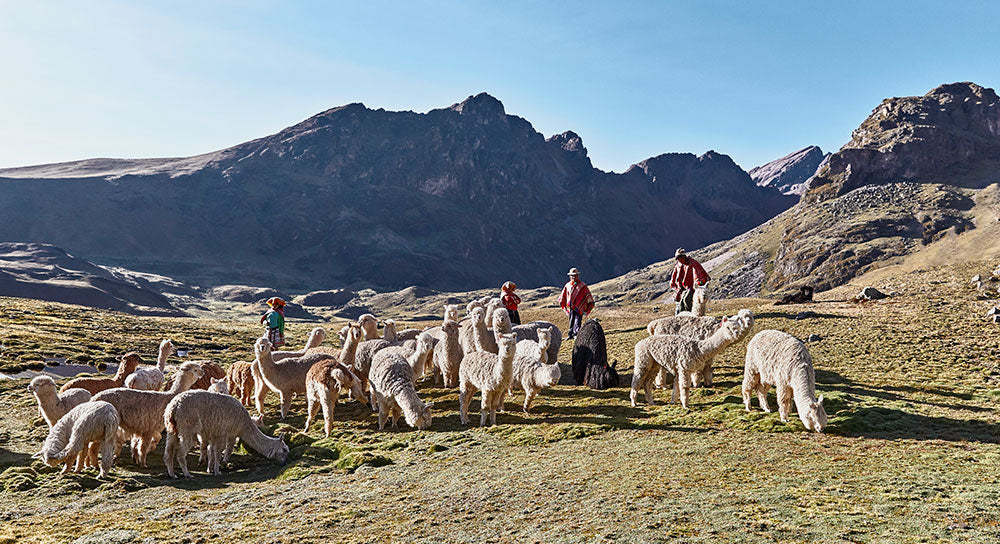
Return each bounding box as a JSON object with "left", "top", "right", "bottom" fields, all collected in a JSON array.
[
  {"left": 559, "top": 268, "right": 594, "bottom": 339},
  {"left": 501, "top": 281, "right": 521, "bottom": 325},
  {"left": 670, "top": 248, "right": 709, "bottom": 314}
]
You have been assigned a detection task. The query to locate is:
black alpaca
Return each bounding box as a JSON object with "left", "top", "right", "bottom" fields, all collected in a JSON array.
[
  {"left": 775, "top": 285, "right": 814, "bottom": 305},
  {"left": 571, "top": 320, "right": 620, "bottom": 389}
]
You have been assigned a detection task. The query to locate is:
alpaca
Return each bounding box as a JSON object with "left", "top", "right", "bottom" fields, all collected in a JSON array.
[
  {"left": 374, "top": 332, "right": 436, "bottom": 384},
  {"left": 59, "top": 353, "right": 141, "bottom": 395},
  {"left": 225, "top": 361, "right": 256, "bottom": 406},
  {"left": 570, "top": 320, "right": 620, "bottom": 390},
  {"left": 676, "top": 287, "right": 707, "bottom": 317},
  {"left": 352, "top": 337, "right": 391, "bottom": 397},
  {"left": 252, "top": 337, "right": 333, "bottom": 419},
  {"left": 630, "top": 313, "right": 751, "bottom": 408},
  {"left": 28, "top": 376, "right": 92, "bottom": 428},
  {"left": 273, "top": 327, "right": 327, "bottom": 361},
  {"left": 775, "top": 286, "right": 815, "bottom": 305},
  {"left": 512, "top": 321, "right": 562, "bottom": 366},
  {"left": 742, "top": 330, "right": 827, "bottom": 432},
  {"left": 207, "top": 377, "right": 229, "bottom": 394},
  {"left": 382, "top": 319, "right": 422, "bottom": 343},
  {"left": 357, "top": 313, "right": 380, "bottom": 340},
  {"left": 92, "top": 362, "right": 205, "bottom": 467},
  {"left": 458, "top": 307, "right": 488, "bottom": 355},
  {"left": 425, "top": 304, "right": 462, "bottom": 344},
  {"left": 647, "top": 310, "right": 755, "bottom": 388},
  {"left": 190, "top": 361, "right": 227, "bottom": 390},
  {"left": 509, "top": 329, "right": 560, "bottom": 412},
  {"left": 459, "top": 333, "right": 517, "bottom": 426},
  {"left": 432, "top": 320, "right": 463, "bottom": 387},
  {"left": 164, "top": 390, "right": 289, "bottom": 478},
  {"left": 473, "top": 308, "right": 499, "bottom": 354},
  {"left": 304, "top": 324, "right": 368, "bottom": 437},
  {"left": 484, "top": 298, "right": 502, "bottom": 325},
  {"left": 490, "top": 307, "right": 512, "bottom": 339},
  {"left": 465, "top": 300, "right": 484, "bottom": 317},
  {"left": 33, "top": 400, "right": 119, "bottom": 479},
  {"left": 367, "top": 352, "right": 434, "bottom": 431},
  {"left": 125, "top": 339, "right": 173, "bottom": 391}
]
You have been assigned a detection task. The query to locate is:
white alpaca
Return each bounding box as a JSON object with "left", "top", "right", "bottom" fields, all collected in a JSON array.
[
  {"left": 164, "top": 390, "right": 289, "bottom": 478},
  {"left": 458, "top": 307, "right": 488, "bottom": 355},
  {"left": 742, "top": 330, "right": 828, "bottom": 432},
  {"left": 376, "top": 332, "right": 436, "bottom": 383},
  {"left": 484, "top": 298, "right": 502, "bottom": 325},
  {"left": 304, "top": 324, "right": 368, "bottom": 437},
  {"left": 252, "top": 337, "right": 333, "bottom": 419},
  {"left": 357, "top": 313, "right": 380, "bottom": 340},
  {"left": 490, "top": 307, "right": 512, "bottom": 339},
  {"left": 675, "top": 287, "right": 707, "bottom": 317},
  {"left": 273, "top": 327, "right": 327, "bottom": 361},
  {"left": 27, "top": 376, "right": 92, "bottom": 428},
  {"left": 33, "top": 400, "right": 119, "bottom": 478},
  {"left": 647, "top": 309, "right": 754, "bottom": 388},
  {"left": 512, "top": 321, "right": 562, "bottom": 365},
  {"left": 432, "top": 320, "right": 463, "bottom": 387},
  {"left": 509, "top": 327, "right": 560, "bottom": 413},
  {"left": 382, "top": 319, "right": 422, "bottom": 343},
  {"left": 459, "top": 333, "right": 517, "bottom": 426},
  {"left": 92, "top": 362, "right": 205, "bottom": 466},
  {"left": 425, "top": 304, "right": 462, "bottom": 344},
  {"left": 630, "top": 312, "right": 751, "bottom": 408},
  {"left": 207, "top": 377, "right": 229, "bottom": 394},
  {"left": 125, "top": 339, "right": 173, "bottom": 391},
  {"left": 368, "top": 352, "right": 434, "bottom": 431}
]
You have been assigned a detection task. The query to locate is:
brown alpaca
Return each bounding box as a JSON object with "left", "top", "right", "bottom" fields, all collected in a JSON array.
[
  {"left": 190, "top": 362, "right": 227, "bottom": 390},
  {"left": 225, "top": 361, "right": 256, "bottom": 406},
  {"left": 60, "top": 353, "right": 141, "bottom": 395}
]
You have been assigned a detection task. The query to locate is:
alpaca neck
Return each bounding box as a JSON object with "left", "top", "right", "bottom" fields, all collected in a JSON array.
[
  {"left": 496, "top": 346, "right": 515, "bottom": 378},
  {"left": 537, "top": 341, "right": 551, "bottom": 365},
  {"left": 166, "top": 375, "right": 192, "bottom": 395},
  {"left": 305, "top": 331, "right": 323, "bottom": 350},
  {"left": 694, "top": 327, "right": 737, "bottom": 365},
  {"left": 35, "top": 391, "right": 58, "bottom": 424},
  {"left": 256, "top": 348, "right": 277, "bottom": 376},
  {"left": 113, "top": 362, "right": 133, "bottom": 382},
  {"left": 383, "top": 324, "right": 397, "bottom": 343},
  {"left": 362, "top": 323, "right": 379, "bottom": 341},
  {"left": 157, "top": 347, "right": 169, "bottom": 372},
  {"left": 791, "top": 364, "right": 818, "bottom": 408},
  {"left": 395, "top": 387, "right": 425, "bottom": 424},
  {"left": 239, "top": 417, "right": 281, "bottom": 457},
  {"left": 339, "top": 334, "right": 361, "bottom": 366}
]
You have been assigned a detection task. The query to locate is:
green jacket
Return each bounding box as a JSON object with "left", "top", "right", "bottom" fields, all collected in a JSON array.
[{"left": 265, "top": 310, "right": 285, "bottom": 333}]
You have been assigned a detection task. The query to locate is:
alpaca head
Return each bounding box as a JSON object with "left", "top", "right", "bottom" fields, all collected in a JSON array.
[
  {"left": 119, "top": 353, "right": 142, "bottom": 372},
  {"left": 716, "top": 315, "right": 749, "bottom": 343},
  {"left": 537, "top": 328, "right": 552, "bottom": 350},
  {"left": 536, "top": 362, "right": 561, "bottom": 388},
  {"left": 207, "top": 377, "right": 229, "bottom": 394},
  {"left": 469, "top": 307, "right": 486, "bottom": 325},
  {"left": 491, "top": 308, "right": 511, "bottom": 333},
  {"left": 337, "top": 325, "right": 350, "bottom": 345},
  {"left": 466, "top": 300, "right": 483, "bottom": 317},
  {"left": 272, "top": 433, "right": 290, "bottom": 464},
  {"left": 27, "top": 375, "right": 57, "bottom": 395},
  {"left": 444, "top": 304, "right": 460, "bottom": 322},
  {"left": 159, "top": 339, "right": 175, "bottom": 355},
  {"left": 176, "top": 362, "right": 205, "bottom": 388},
  {"left": 307, "top": 327, "right": 327, "bottom": 348},
  {"left": 497, "top": 333, "right": 517, "bottom": 357},
  {"left": 441, "top": 319, "right": 460, "bottom": 336},
  {"left": 407, "top": 401, "right": 434, "bottom": 430},
  {"left": 33, "top": 443, "right": 66, "bottom": 466},
  {"left": 382, "top": 319, "right": 397, "bottom": 338},
  {"left": 800, "top": 395, "right": 828, "bottom": 433},
  {"left": 344, "top": 324, "right": 363, "bottom": 347},
  {"left": 477, "top": 296, "right": 493, "bottom": 306},
  {"left": 357, "top": 314, "right": 379, "bottom": 338},
  {"left": 333, "top": 364, "right": 368, "bottom": 405},
  {"left": 254, "top": 337, "right": 273, "bottom": 358},
  {"left": 251, "top": 413, "right": 265, "bottom": 428},
  {"left": 736, "top": 309, "right": 755, "bottom": 330}
]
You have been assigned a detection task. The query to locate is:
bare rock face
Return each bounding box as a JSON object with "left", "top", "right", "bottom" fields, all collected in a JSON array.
[
  {"left": 804, "top": 82, "right": 1000, "bottom": 203},
  {"left": 0, "top": 93, "right": 794, "bottom": 292},
  {"left": 749, "top": 146, "right": 828, "bottom": 195}
]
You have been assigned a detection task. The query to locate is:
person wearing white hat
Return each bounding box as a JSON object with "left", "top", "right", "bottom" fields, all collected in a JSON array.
[
  {"left": 670, "top": 248, "right": 709, "bottom": 314},
  {"left": 559, "top": 267, "right": 594, "bottom": 339}
]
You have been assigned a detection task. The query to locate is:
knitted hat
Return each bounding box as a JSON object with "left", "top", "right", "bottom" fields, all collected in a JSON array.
[
  {"left": 674, "top": 248, "right": 686, "bottom": 259},
  {"left": 266, "top": 297, "right": 286, "bottom": 308},
  {"left": 502, "top": 281, "right": 516, "bottom": 292}
]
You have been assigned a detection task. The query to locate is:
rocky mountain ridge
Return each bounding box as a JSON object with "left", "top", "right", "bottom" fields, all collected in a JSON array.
[{"left": 749, "top": 146, "right": 828, "bottom": 195}]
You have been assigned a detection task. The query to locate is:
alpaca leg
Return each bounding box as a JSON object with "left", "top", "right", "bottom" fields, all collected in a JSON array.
[
  {"left": 670, "top": 369, "right": 680, "bottom": 404},
  {"left": 376, "top": 394, "right": 389, "bottom": 430},
  {"left": 523, "top": 382, "right": 537, "bottom": 413},
  {"left": 480, "top": 391, "right": 492, "bottom": 427},
  {"left": 702, "top": 360, "right": 714, "bottom": 387},
  {"left": 459, "top": 385, "right": 474, "bottom": 425},
  {"left": 73, "top": 450, "right": 86, "bottom": 473},
  {"left": 491, "top": 390, "right": 504, "bottom": 425},
  {"left": 164, "top": 433, "right": 178, "bottom": 478},
  {"left": 318, "top": 391, "right": 334, "bottom": 437},
  {"left": 678, "top": 380, "right": 691, "bottom": 409},
  {"left": 304, "top": 391, "right": 318, "bottom": 434},
  {"left": 198, "top": 435, "right": 207, "bottom": 466},
  {"left": 253, "top": 367, "right": 268, "bottom": 415},
  {"left": 391, "top": 403, "right": 402, "bottom": 428},
  {"left": 98, "top": 439, "right": 114, "bottom": 479},
  {"left": 645, "top": 368, "right": 657, "bottom": 406},
  {"left": 177, "top": 435, "right": 194, "bottom": 478},
  {"left": 211, "top": 443, "right": 222, "bottom": 476},
  {"left": 279, "top": 393, "right": 292, "bottom": 420},
  {"left": 742, "top": 372, "right": 756, "bottom": 412},
  {"left": 757, "top": 385, "right": 771, "bottom": 413},
  {"left": 777, "top": 386, "right": 794, "bottom": 423},
  {"left": 630, "top": 370, "right": 641, "bottom": 407},
  {"left": 223, "top": 439, "right": 235, "bottom": 464},
  {"left": 139, "top": 434, "right": 155, "bottom": 467}
]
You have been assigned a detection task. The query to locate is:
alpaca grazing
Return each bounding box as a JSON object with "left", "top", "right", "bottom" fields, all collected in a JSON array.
[
  {"left": 630, "top": 312, "right": 752, "bottom": 408},
  {"left": 304, "top": 324, "right": 368, "bottom": 437},
  {"left": 377, "top": 332, "right": 436, "bottom": 383},
  {"left": 125, "top": 339, "right": 173, "bottom": 391},
  {"left": 92, "top": 361, "right": 205, "bottom": 467},
  {"left": 510, "top": 329, "right": 560, "bottom": 412},
  {"left": 253, "top": 337, "right": 334, "bottom": 419},
  {"left": 742, "top": 330, "right": 827, "bottom": 432},
  {"left": 225, "top": 361, "right": 256, "bottom": 406},
  {"left": 459, "top": 333, "right": 517, "bottom": 426},
  {"left": 367, "top": 352, "right": 434, "bottom": 431},
  {"left": 584, "top": 359, "right": 620, "bottom": 390},
  {"left": 775, "top": 286, "right": 815, "bottom": 305},
  {"left": 647, "top": 314, "right": 723, "bottom": 388},
  {"left": 164, "top": 390, "right": 289, "bottom": 478},
  {"left": 33, "top": 400, "right": 120, "bottom": 478},
  {"left": 60, "top": 353, "right": 141, "bottom": 395},
  {"left": 432, "top": 320, "right": 463, "bottom": 387},
  {"left": 28, "top": 376, "right": 92, "bottom": 428},
  {"left": 512, "top": 321, "right": 562, "bottom": 366}
]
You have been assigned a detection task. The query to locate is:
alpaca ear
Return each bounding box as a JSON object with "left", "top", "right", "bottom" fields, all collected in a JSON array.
[
  {"left": 31, "top": 450, "right": 42, "bottom": 459},
  {"left": 817, "top": 395, "right": 824, "bottom": 406},
  {"left": 425, "top": 402, "right": 434, "bottom": 409}
]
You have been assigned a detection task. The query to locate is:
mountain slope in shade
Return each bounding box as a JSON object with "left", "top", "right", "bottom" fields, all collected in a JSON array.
[
  {"left": 748, "top": 146, "right": 828, "bottom": 195},
  {"left": 0, "top": 93, "right": 795, "bottom": 292},
  {"left": 591, "top": 82, "right": 1000, "bottom": 302}
]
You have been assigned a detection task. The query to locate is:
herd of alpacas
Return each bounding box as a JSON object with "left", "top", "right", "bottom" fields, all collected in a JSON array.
[{"left": 26, "top": 293, "right": 827, "bottom": 480}]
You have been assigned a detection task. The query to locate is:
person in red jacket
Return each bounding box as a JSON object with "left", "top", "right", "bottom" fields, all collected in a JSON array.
[
  {"left": 670, "top": 248, "right": 709, "bottom": 314},
  {"left": 559, "top": 268, "right": 594, "bottom": 339},
  {"left": 501, "top": 281, "right": 521, "bottom": 325}
]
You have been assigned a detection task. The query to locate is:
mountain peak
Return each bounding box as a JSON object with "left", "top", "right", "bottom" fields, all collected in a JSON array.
[
  {"left": 749, "top": 146, "right": 827, "bottom": 196},
  {"left": 449, "top": 92, "right": 506, "bottom": 117},
  {"left": 546, "top": 130, "right": 588, "bottom": 157}
]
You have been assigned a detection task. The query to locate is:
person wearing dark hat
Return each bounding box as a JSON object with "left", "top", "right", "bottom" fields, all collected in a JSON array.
[
  {"left": 670, "top": 248, "right": 709, "bottom": 314},
  {"left": 501, "top": 281, "right": 522, "bottom": 325},
  {"left": 260, "top": 297, "right": 287, "bottom": 347},
  {"left": 559, "top": 268, "right": 594, "bottom": 339}
]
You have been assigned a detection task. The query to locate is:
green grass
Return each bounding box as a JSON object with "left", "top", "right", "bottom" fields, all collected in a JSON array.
[{"left": 2, "top": 260, "right": 1000, "bottom": 542}]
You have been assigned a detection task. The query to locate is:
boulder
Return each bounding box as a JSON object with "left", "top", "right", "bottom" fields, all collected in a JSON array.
[{"left": 857, "top": 287, "right": 888, "bottom": 301}]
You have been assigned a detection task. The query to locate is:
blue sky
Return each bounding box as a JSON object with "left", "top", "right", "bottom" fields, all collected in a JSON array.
[{"left": 1, "top": 1, "right": 997, "bottom": 172}]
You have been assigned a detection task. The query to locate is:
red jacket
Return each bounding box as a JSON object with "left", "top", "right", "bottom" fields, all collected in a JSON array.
[
  {"left": 559, "top": 280, "right": 594, "bottom": 315},
  {"left": 501, "top": 293, "right": 521, "bottom": 311},
  {"left": 670, "top": 258, "right": 710, "bottom": 291}
]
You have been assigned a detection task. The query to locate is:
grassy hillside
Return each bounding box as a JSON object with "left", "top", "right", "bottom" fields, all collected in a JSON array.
[{"left": 2, "top": 259, "right": 1000, "bottom": 543}]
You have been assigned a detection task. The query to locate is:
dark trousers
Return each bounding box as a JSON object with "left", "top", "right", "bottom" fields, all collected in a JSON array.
[
  {"left": 568, "top": 310, "right": 583, "bottom": 338},
  {"left": 676, "top": 288, "right": 694, "bottom": 315},
  {"left": 507, "top": 309, "right": 521, "bottom": 325}
]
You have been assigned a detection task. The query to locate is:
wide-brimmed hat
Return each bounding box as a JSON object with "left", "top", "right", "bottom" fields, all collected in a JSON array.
[
  {"left": 266, "top": 297, "right": 286, "bottom": 307},
  {"left": 674, "top": 248, "right": 686, "bottom": 258},
  {"left": 502, "top": 281, "right": 516, "bottom": 292},
  {"left": 567, "top": 267, "right": 580, "bottom": 276}
]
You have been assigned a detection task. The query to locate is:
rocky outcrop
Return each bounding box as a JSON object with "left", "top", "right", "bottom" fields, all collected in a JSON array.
[
  {"left": 0, "top": 93, "right": 795, "bottom": 292},
  {"left": 749, "top": 146, "right": 827, "bottom": 195},
  {"left": 804, "top": 82, "right": 1000, "bottom": 203}
]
